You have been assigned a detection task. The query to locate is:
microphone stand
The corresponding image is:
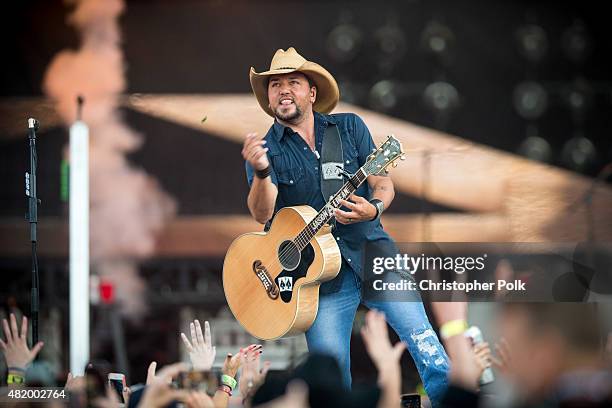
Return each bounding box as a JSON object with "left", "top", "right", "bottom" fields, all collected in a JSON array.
[{"left": 26, "top": 118, "right": 41, "bottom": 347}]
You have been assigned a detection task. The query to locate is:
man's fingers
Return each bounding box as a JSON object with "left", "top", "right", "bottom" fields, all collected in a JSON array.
[
  {"left": 157, "top": 362, "right": 190, "bottom": 383},
  {"left": 203, "top": 321, "right": 212, "bottom": 349},
  {"left": 10, "top": 314, "right": 19, "bottom": 339},
  {"left": 146, "top": 361, "right": 157, "bottom": 384},
  {"left": 190, "top": 322, "right": 197, "bottom": 347},
  {"left": 243, "top": 138, "right": 265, "bottom": 155},
  {"left": 393, "top": 341, "right": 406, "bottom": 359},
  {"left": 2, "top": 318, "right": 13, "bottom": 343},
  {"left": 181, "top": 333, "right": 194, "bottom": 352},
  {"left": 30, "top": 341, "right": 44, "bottom": 357},
  {"left": 339, "top": 199, "right": 355, "bottom": 209},
  {"left": 490, "top": 355, "right": 503, "bottom": 368},
  {"left": 334, "top": 208, "right": 355, "bottom": 224},
  {"left": 195, "top": 320, "right": 205, "bottom": 348},
  {"left": 250, "top": 148, "right": 269, "bottom": 163},
  {"left": 20, "top": 316, "right": 28, "bottom": 340},
  {"left": 246, "top": 144, "right": 268, "bottom": 162},
  {"left": 349, "top": 194, "right": 366, "bottom": 203},
  {"left": 242, "top": 134, "right": 264, "bottom": 154}
]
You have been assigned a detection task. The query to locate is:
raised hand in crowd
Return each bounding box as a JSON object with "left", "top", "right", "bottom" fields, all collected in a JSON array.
[
  {"left": 490, "top": 337, "right": 511, "bottom": 375},
  {"left": 473, "top": 342, "right": 492, "bottom": 376},
  {"left": 430, "top": 302, "right": 481, "bottom": 391},
  {"left": 181, "top": 320, "right": 216, "bottom": 370},
  {"left": 140, "top": 362, "right": 191, "bottom": 408},
  {"left": 212, "top": 349, "right": 243, "bottom": 408},
  {"left": 360, "top": 310, "right": 406, "bottom": 408},
  {"left": 0, "top": 313, "right": 44, "bottom": 386},
  {"left": 146, "top": 361, "right": 189, "bottom": 386},
  {"left": 239, "top": 344, "right": 270, "bottom": 401}
]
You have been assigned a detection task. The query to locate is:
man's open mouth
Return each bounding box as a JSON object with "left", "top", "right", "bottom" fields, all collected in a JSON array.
[{"left": 280, "top": 98, "right": 294, "bottom": 106}]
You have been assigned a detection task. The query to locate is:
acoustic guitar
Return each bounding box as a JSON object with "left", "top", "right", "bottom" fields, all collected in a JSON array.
[{"left": 223, "top": 136, "right": 405, "bottom": 340}]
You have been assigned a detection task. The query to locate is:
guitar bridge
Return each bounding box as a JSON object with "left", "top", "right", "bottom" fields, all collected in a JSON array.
[{"left": 252, "top": 260, "right": 279, "bottom": 300}]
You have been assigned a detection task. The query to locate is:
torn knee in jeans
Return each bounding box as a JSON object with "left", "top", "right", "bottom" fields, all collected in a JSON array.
[{"left": 409, "top": 327, "right": 448, "bottom": 367}]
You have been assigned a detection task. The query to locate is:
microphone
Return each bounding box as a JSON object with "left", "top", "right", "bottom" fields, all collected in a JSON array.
[{"left": 26, "top": 117, "right": 40, "bottom": 348}]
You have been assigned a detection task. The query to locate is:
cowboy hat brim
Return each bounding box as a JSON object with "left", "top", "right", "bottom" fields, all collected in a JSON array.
[{"left": 249, "top": 61, "right": 339, "bottom": 117}]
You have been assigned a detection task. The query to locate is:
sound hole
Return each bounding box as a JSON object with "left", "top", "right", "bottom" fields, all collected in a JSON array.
[{"left": 278, "top": 240, "right": 300, "bottom": 271}]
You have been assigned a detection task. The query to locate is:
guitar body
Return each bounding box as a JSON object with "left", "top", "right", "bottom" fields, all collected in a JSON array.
[{"left": 223, "top": 205, "right": 341, "bottom": 340}]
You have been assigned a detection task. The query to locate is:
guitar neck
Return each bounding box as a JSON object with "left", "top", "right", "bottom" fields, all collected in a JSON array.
[{"left": 294, "top": 167, "right": 369, "bottom": 251}]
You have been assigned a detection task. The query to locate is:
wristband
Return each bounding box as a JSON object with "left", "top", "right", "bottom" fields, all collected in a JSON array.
[
  {"left": 8, "top": 367, "right": 26, "bottom": 374},
  {"left": 221, "top": 374, "right": 237, "bottom": 390},
  {"left": 440, "top": 319, "right": 468, "bottom": 339},
  {"left": 7, "top": 373, "right": 25, "bottom": 384},
  {"left": 254, "top": 166, "right": 271, "bottom": 179},
  {"left": 369, "top": 199, "right": 384, "bottom": 221}
]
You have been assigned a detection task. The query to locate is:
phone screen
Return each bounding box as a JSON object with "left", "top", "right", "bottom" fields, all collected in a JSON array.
[
  {"left": 108, "top": 373, "right": 125, "bottom": 403},
  {"left": 400, "top": 393, "right": 421, "bottom": 408}
]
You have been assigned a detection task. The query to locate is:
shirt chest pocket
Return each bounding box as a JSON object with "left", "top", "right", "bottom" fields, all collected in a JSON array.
[
  {"left": 276, "top": 167, "right": 307, "bottom": 206},
  {"left": 343, "top": 144, "right": 360, "bottom": 174}
]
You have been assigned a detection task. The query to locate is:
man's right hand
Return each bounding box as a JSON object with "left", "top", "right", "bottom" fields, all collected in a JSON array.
[{"left": 242, "top": 132, "right": 270, "bottom": 171}]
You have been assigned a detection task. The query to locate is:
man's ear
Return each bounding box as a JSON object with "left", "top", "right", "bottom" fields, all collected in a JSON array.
[{"left": 311, "top": 86, "right": 317, "bottom": 103}]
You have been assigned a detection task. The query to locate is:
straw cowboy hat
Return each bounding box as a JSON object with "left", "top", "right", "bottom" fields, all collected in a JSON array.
[{"left": 249, "top": 47, "right": 340, "bottom": 117}]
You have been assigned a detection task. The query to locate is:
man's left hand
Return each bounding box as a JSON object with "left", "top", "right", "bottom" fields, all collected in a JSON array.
[{"left": 334, "top": 194, "right": 377, "bottom": 224}]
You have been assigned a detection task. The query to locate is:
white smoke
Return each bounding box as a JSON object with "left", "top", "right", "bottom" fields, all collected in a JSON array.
[{"left": 43, "top": 0, "right": 176, "bottom": 317}]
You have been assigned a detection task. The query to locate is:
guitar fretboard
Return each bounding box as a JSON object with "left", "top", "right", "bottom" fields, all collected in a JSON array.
[{"left": 294, "top": 168, "right": 368, "bottom": 251}]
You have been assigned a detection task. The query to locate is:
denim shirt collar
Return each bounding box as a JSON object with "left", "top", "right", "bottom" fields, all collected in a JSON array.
[{"left": 272, "top": 111, "right": 337, "bottom": 142}]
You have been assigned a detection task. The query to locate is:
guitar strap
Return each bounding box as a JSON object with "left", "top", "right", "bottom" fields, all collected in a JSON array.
[
  {"left": 264, "top": 123, "right": 344, "bottom": 233},
  {"left": 320, "top": 123, "right": 344, "bottom": 204}
]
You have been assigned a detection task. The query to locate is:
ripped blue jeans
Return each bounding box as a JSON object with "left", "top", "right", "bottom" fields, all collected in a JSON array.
[{"left": 305, "top": 266, "right": 450, "bottom": 407}]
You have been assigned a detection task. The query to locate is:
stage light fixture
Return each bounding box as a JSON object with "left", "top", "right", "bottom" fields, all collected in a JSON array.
[
  {"left": 513, "top": 81, "right": 548, "bottom": 120},
  {"left": 561, "top": 135, "right": 598, "bottom": 172},
  {"left": 517, "top": 134, "right": 553, "bottom": 163},
  {"left": 369, "top": 80, "right": 398, "bottom": 112},
  {"left": 562, "top": 20, "right": 591, "bottom": 63},
  {"left": 326, "top": 23, "right": 363, "bottom": 63},
  {"left": 420, "top": 20, "right": 454, "bottom": 59},
  {"left": 515, "top": 24, "right": 548, "bottom": 63},
  {"left": 563, "top": 78, "right": 593, "bottom": 120},
  {"left": 423, "top": 81, "right": 459, "bottom": 114},
  {"left": 375, "top": 23, "right": 406, "bottom": 57}
]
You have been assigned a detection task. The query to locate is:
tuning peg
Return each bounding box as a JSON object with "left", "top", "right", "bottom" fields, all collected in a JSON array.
[
  {"left": 384, "top": 169, "right": 389, "bottom": 175},
  {"left": 400, "top": 155, "right": 406, "bottom": 161},
  {"left": 392, "top": 162, "right": 398, "bottom": 168}
]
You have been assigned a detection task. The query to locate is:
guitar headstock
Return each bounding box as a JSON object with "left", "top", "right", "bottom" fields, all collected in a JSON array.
[{"left": 363, "top": 135, "right": 405, "bottom": 176}]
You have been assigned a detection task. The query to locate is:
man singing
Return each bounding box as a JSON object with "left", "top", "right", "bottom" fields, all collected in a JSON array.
[{"left": 242, "top": 47, "right": 449, "bottom": 405}]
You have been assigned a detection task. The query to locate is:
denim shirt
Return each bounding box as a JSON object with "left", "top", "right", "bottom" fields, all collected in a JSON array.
[{"left": 246, "top": 111, "right": 392, "bottom": 291}]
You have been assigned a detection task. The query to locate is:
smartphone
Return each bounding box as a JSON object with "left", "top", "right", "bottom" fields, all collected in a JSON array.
[
  {"left": 108, "top": 373, "right": 126, "bottom": 403},
  {"left": 400, "top": 393, "right": 421, "bottom": 408},
  {"left": 177, "top": 370, "right": 218, "bottom": 395}
]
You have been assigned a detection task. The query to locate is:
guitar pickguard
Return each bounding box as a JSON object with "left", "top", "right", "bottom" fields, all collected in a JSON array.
[{"left": 275, "top": 243, "right": 315, "bottom": 303}]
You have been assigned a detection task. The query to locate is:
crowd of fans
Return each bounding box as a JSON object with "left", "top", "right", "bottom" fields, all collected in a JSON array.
[{"left": 1, "top": 302, "right": 611, "bottom": 407}]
